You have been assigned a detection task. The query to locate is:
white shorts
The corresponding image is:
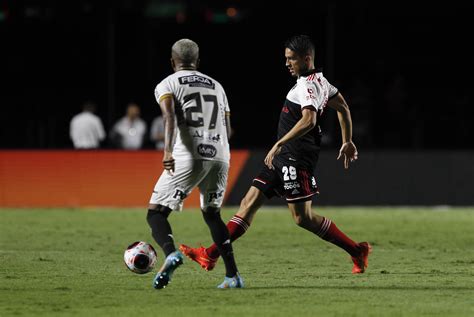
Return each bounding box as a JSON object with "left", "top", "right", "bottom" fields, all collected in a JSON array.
[{"left": 149, "top": 160, "right": 229, "bottom": 211}]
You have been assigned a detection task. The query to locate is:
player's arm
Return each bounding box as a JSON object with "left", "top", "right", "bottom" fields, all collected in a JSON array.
[
  {"left": 264, "top": 108, "right": 316, "bottom": 169},
  {"left": 225, "top": 112, "right": 232, "bottom": 140},
  {"left": 159, "top": 94, "right": 176, "bottom": 174},
  {"left": 327, "top": 92, "right": 358, "bottom": 169}
]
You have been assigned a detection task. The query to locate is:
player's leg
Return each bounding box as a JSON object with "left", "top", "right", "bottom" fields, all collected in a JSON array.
[
  {"left": 180, "top": 164, "right": 279, "bottom": 270},
  {"left": 288, "top": 200, "right": 359, "bottom": 254},
  {"left": 206, "top": 186, "right": 266, "bottom": 255},
  {"left": 147, "top": 203, "right": 184, "bottom": 289},
  {"left": 288, "top": 201, "right": 371, "bottom": 273},
  {"left": 282, "top": 163, "right": 371, "bottom": 273},
  {"left": 201, "top": 207, "right": 240, "bottom": 277},
  {"left": 179, "top": 185, "right": 266, "bottom": 271},
  {"left": 148, "top": 163, "right": 192, "bottom": 257},
  {"left": 198, "top": 161, "right": 243, "bottom": 288},
  {"left": 147, "top": 160, "right": 197, "bottom": 288},
  {"left": 207, "top": 164, "right": 278, "bottom": 254},
  {"left": 146, "top": 204, "right": 176, "bottom": 256}
]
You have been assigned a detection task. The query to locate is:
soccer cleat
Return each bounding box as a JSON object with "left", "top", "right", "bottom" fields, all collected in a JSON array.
[
  {"left": 351, "top": 242, "right": 372, "bottom": 274},
  {"left": 179, "top": 244, "right": 218, "bottom": 271},
  {"left": 152, "top": 250, "right": 184, "bottom": 289},
  {"left": 217, "top": 273, "right": 244, "bottom": 289}
]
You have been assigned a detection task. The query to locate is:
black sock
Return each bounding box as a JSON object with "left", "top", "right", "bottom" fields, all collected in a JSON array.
[
  {"left": 202, "top": 210, "right": 238, "bottom": 277},
  {"left": 146, "top": 207, "right": 176, "bottom": 257}
]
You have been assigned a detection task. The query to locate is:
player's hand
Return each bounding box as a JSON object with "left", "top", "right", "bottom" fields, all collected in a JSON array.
[
  {"left": 337, "top": 141, "right": 358, "bottom": 169},
  {"left": 264, "top": 143, "right": 282, "bottom": 170},
  {"left": 163, "top": 151, "right": 175, "bottom": 176}
]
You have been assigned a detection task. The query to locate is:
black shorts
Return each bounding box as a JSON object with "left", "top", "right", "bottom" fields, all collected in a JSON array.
[{"left": 252, "top": 156, "right": 319, "bottom": 203}]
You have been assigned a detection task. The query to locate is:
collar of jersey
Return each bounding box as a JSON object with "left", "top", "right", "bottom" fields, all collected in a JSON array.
[{"left": 299, "top": 67, "right": 323, "bottom": 77}]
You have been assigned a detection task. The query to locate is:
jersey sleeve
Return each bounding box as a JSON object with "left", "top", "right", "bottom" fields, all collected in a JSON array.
[
  {"left": 154, "top": 78, "right": 174, "bottom": 103},
  {"left": 222, "top": 88, "right": 230, "bottom": 112},
  {"left": 326, "top": 79, "right": 339, "bottom": 99},
  {"left": 296, "top": 81, "right": 324, "bottom": 111}
]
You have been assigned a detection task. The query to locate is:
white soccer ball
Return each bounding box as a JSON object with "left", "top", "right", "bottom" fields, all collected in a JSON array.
[{"left": 124, "top": 241, "right": 158, "bottom": 274}]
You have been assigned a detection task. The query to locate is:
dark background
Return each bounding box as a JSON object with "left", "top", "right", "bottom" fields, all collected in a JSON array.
[{"left": 1, "top": 0, "right": 473, "bottom": 150}]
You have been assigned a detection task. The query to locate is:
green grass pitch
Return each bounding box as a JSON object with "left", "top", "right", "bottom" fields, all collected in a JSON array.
[{"left": 1, "top": 207, "right": 473, "bottom": 316}]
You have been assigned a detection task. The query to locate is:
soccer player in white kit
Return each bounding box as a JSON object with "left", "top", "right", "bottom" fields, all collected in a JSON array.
[{"left": 146, "top": 39, "right": 243, "bottom": 289}]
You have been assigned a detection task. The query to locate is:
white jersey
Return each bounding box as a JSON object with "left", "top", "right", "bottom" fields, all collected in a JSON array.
[
  {"left": 154, "top": 70, "right": 230, "bottom": 163},
  {"left": 111, "top": 117, "right": 147, "bottom": 150}
]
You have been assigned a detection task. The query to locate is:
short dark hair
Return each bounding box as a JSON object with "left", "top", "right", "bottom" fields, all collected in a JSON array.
[{"left": 284, "top": 35, "right": 315, "bottom": 58}]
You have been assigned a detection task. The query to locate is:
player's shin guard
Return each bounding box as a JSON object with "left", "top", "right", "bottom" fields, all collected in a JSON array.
[
  {"left": 206, "top": 215, "right": 249, "bottom": 259},
  {"left": 317, "top": 217, "right": 360, "bottom": 257},
  {"left": 146, "top": 207, "right": 176, "bottom": 256},
  {"left": 202, "top": 210, "right": 238, "bottom": 277}
]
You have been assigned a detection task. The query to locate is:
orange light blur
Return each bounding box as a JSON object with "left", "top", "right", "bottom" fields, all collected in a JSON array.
[{"left": 226, "top": 7, "right": 237, "bottom": 18}]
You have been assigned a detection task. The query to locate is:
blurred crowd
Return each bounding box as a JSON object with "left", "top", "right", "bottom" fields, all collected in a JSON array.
[
  {"left": 70, "top": 101, "right": 164, "bottom": 150},
  {"left": 67, "top": 70, "right": 471, "bottom": 151}
]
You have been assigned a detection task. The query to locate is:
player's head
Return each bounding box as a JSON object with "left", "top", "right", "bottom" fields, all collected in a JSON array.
[
  {"left": 284, "top": 35, "right": 315, "bottom": 77},
  {"left": 82, "top": 101, "right": 96, "bottom": 113},
  {"left": 171, "top": 39, "right": 199, "bottom": 71},
  {"left": 126, "top": 103, "right": 140, "bottom": 120}
]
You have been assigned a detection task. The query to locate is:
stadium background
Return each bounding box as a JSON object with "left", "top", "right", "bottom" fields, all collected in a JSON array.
[
  {"left": 1, "top": 3, "right": 473, "bottom": 317},
  {"left": 1, "top": 1, "right": 473, "bottom": 207}
]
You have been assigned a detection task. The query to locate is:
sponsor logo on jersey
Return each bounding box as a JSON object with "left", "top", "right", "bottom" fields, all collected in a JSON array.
[
  {"left": 197, "top": 144, "right": 217, "bottom": 158},
  {"left": 193, "top": 131, "right": 204, "bottom": 139},
  {"left": 178, "top": 75, "right": 215, "bottom": 89},
  {"left": 208, "top": 134, "right": 221, "bottom": 143},
  {"left": 284, "top": 181, "right": 300, "bottom": 190},
  {"left": 282, "top": 106, "right": 289, "bottom": 113},
  {"left": 193, "top": 131, "right": 221, "bottom": 143}
]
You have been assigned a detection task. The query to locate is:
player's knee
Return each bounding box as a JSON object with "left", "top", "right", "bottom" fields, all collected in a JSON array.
[
  {"left": 240, "top": 195, "right": 254, "bottom": 213},
  {"left": 293, "top": 213, "right": 310, "bottom": 228},
  {"left": 201, "top": 207, "right": 221, "bottom": 224},
  {"left": 146, "top": 205, "right": 172, "bottom": 223},
  {"left": 202, "top": 206, "right": 220, "bottom": 214},
  {"left": 293, "top": 213, "right": 304, "bottom": 227}
]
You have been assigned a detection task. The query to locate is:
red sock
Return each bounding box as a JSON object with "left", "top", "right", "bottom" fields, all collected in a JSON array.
[
  {"left": 317, "top": 217, "right": 360, "bottom": 257},
  {"left": 206, "top": 215, "right": 249, "bottom": 259}
]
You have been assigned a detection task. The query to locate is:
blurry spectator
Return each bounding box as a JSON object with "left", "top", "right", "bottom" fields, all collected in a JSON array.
[
  {"left": 69, "top": 102, "right": 106, "bottom": 149},
  {"left": 110, "top": 103, "right": 147, "bottom": 150},
  {"left": 150, "top": 114, "right": 165, "bottom": 150}
]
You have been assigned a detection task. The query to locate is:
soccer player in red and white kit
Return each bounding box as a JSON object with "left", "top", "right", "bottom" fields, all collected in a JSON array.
[{"left": 180, "top": 35, "right": 371, "bottom": 275}]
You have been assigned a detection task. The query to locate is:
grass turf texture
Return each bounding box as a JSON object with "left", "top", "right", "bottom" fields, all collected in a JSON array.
[{"left": 1, "top": 207, "right": 473, "bottom": 317}]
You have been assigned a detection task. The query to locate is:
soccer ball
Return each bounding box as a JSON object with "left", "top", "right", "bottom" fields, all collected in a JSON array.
[{"left": 124, "top": 241, "right": 158, "bottom": 274}]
